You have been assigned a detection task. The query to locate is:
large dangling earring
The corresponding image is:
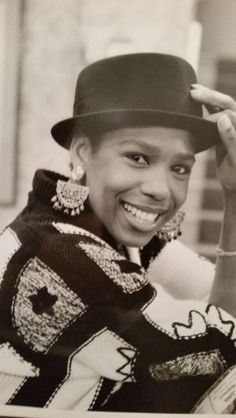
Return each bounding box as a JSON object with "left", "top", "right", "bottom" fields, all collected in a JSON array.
[
  {"left": 51, "top": 165, "right": 89, "bottom": 216},
  {"left": 156, "top": 211, "right": 185, "bottom": 242}
]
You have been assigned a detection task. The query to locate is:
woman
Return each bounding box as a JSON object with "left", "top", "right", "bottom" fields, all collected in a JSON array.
[{"left": 0, "top": 53, "right": 236, "bottom": 413}]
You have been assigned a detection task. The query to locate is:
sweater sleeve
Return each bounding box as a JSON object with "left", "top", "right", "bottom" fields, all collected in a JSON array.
[{"left": 148, "top": 240, "right": 214, "bottom": 301}]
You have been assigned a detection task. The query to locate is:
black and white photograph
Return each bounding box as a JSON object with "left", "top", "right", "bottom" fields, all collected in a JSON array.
[{"left": 0, "top": 0, "right": 236, "bottom": 416}]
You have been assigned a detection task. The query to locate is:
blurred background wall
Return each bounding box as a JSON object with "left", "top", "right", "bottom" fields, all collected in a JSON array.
[{"left": 0, "top": 0, "right": 235, "bottom": 262}]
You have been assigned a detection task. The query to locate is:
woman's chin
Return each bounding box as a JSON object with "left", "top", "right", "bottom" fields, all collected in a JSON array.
[{"left": 112, "top": 230, "right": 154, "bottom": 249}]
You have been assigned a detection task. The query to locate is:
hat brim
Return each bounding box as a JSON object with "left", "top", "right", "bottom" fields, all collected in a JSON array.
[{"left": 51, "top": 109, "right": 221, "bottom": 153}]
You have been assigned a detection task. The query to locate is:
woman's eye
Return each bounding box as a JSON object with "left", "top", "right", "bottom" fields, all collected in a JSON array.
[
  {"left": 126, "top": 153, "right": 149, "bottom": 165},
  {"left": 172, "top": 165, "right": 190, "bottom": 175}
]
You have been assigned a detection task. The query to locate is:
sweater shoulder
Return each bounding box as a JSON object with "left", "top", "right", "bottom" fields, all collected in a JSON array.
[{"left": 3, "top": 218, "right": 151, "bottom": 305}]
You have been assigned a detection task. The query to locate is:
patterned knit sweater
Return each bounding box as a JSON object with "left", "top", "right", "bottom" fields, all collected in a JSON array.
[{"left": 0, "top": 169, "right": 235, "bottom": 413}]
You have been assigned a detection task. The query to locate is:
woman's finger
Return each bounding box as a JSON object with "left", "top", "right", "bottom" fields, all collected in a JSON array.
[
  {"left": 217, "top": 114, "right": 236, "bottom": 164},
  {"left": 206, "top": 109, "right": 236, "bottom": 129},
  {"left": 191, "top": 84, "right": 236, "bottom": 111}
]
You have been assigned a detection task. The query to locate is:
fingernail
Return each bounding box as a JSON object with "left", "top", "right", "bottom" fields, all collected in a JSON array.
[
  {"left": 219, "top": 114, "right": 232, "bottom": 131},
  {"left": 190, "top": 83, "right": 199, "bottom": 89},
  {"left": 190, "top": 88, "right": 202, "bottom": 96}
]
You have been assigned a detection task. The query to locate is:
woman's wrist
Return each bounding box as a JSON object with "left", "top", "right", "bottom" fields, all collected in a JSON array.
[
  {"left": 218, "top": 194, "right": 236, "bottom": 252},
  {"left": 216, "top": 246, "right": 236, "bottom": 256}
]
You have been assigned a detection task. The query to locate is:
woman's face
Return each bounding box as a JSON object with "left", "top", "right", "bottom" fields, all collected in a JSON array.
[{"left": 79, "top": 126, "right": 195, "bottom": 248}]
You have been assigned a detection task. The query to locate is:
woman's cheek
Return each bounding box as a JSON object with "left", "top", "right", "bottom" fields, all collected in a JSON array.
[
  {"left": 170, "top": 178, "right": 189, "bottom": 206},
  {"left": 177, "top": 182, "right": 189, "bottom": 206}
]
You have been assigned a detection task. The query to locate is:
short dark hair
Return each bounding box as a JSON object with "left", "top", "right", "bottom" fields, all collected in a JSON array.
[{"left": 72, "top": 120, "right": 115, "bottom": 153}]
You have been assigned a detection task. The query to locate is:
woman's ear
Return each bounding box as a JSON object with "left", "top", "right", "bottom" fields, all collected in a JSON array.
[{"left": 70, "top": 135, "right": 91, "bottom": 169}]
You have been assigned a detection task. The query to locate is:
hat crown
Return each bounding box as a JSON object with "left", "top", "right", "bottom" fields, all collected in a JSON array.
[
  {"left": 73, "top": 53, "right": 201, "bottom": 118},
  {"left": 51, "top": 53, "right": 220, "bottom": 153}
]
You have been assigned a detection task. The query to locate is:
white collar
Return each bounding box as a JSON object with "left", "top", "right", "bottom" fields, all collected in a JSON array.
[{"left": 126, "top": 246, "right": 141, "bottom": 265}]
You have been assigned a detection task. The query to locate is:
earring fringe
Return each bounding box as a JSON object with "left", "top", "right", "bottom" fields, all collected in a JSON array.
[
  {"left": 51, "top": 178, "right": 89, "bottom": 216},
  {"left": 156, "top": 211, "right": 185, "bottom": 242}
]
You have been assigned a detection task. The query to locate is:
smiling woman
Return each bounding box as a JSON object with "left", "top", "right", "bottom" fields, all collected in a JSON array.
[
  {"left": 0, "top": 53, "right": 236, "bottom": 413},
  {"left": 70, "top": 126, "right": 195, "bottom": 248}
]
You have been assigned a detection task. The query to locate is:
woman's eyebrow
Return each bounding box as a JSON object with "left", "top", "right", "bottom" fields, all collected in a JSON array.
[
  {"left": 174, "top": 153, "right": 196, "bottom": 163},
  {"left": 118, "top": 139, "right": 196, "bottom": 162},
  {"left": 118, "top": 139, "right": 160, "bottom": 154}
]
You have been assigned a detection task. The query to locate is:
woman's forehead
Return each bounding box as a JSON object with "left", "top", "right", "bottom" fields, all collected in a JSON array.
[{"left": 98, "top": 126, "right": 196, "bottom": 156}]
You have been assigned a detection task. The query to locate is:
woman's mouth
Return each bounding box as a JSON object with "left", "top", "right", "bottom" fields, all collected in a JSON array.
[{"left": 123, "top": 202, "right": 160, "bottom": 225}]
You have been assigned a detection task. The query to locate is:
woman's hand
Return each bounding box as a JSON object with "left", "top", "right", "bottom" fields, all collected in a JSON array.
[
  {"left": 191, "top": 84, "right": 236, "bottom": 196},
  {"left": 191, "top": 85, "right": 236, "bottom": 316}
]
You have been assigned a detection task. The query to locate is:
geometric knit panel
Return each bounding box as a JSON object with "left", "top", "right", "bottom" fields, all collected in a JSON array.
[
  {"left": 142, "top": 284, "right": 208, "bottom": 339},
  {"left": 47, "top": 361, "right": 101, "bottom": 410},
  {"left": 143, "top": 284, "right": 236, "bottom": 343},
  {"left": 52, "top": 222, "right": 109, "bottom": 245},
  {"left": 78, "top": 241, "right": 147, "bottom": 294},
  {"left": 149, "top": 349, "right": 227, "bottom": 381},
  {"left": 52, "top": 222, "right": 102, "bottom": 240},
  {"left": 74, "top": 328, "right": 137, "bottom": 382},
  {"left": 206, "top": 304, "right": 236, "bottom": 341},
  {"left": 0, "top": 342, "right": 38, "bottom": 376},
  {"left": 0, "top": 373, "right": 28, "bottom": 404},
  {"left": 53, "top": 222, "right": 148, "bottom": 294},
  {"left": 12, "top": 257, "right": 87, "bottom": 353},
  {"left": 0, "top": 227, "right": 21, "bottom": 287},
  {"left": 0, "top": 342, "right": 38, "bottom": 404}
]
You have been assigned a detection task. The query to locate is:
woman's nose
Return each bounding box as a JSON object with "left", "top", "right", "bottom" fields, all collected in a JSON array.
[{"left": 140, "top": 168, "right": 171, "bottom": 201}]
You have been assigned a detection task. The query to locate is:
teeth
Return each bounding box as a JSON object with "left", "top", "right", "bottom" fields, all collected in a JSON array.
[{"left": 123, "top": 203, "right": 159, "bottom": 224}]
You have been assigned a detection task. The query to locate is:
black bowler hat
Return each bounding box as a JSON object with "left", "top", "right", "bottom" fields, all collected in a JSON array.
[{"left": 51, "top": 53, "right": 220, "bottom": 153}]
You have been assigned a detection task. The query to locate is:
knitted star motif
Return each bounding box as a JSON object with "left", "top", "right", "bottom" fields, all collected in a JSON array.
[{"left": 29, "top": 286, "right": 58, "bottom": 315}]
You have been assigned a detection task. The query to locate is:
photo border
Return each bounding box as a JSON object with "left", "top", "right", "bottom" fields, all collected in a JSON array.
[{"left": 0, "top": 0, "right": 22, "bottom": 205}]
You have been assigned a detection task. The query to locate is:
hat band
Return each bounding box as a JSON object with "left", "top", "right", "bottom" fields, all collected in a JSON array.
[{"left": 73, "top": 89, "right": 203, "bottom": 119}]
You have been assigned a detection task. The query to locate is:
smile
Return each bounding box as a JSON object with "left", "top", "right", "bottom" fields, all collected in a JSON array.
[{"left": 123, "top": 202, "right": 159, "bottom": 225}]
